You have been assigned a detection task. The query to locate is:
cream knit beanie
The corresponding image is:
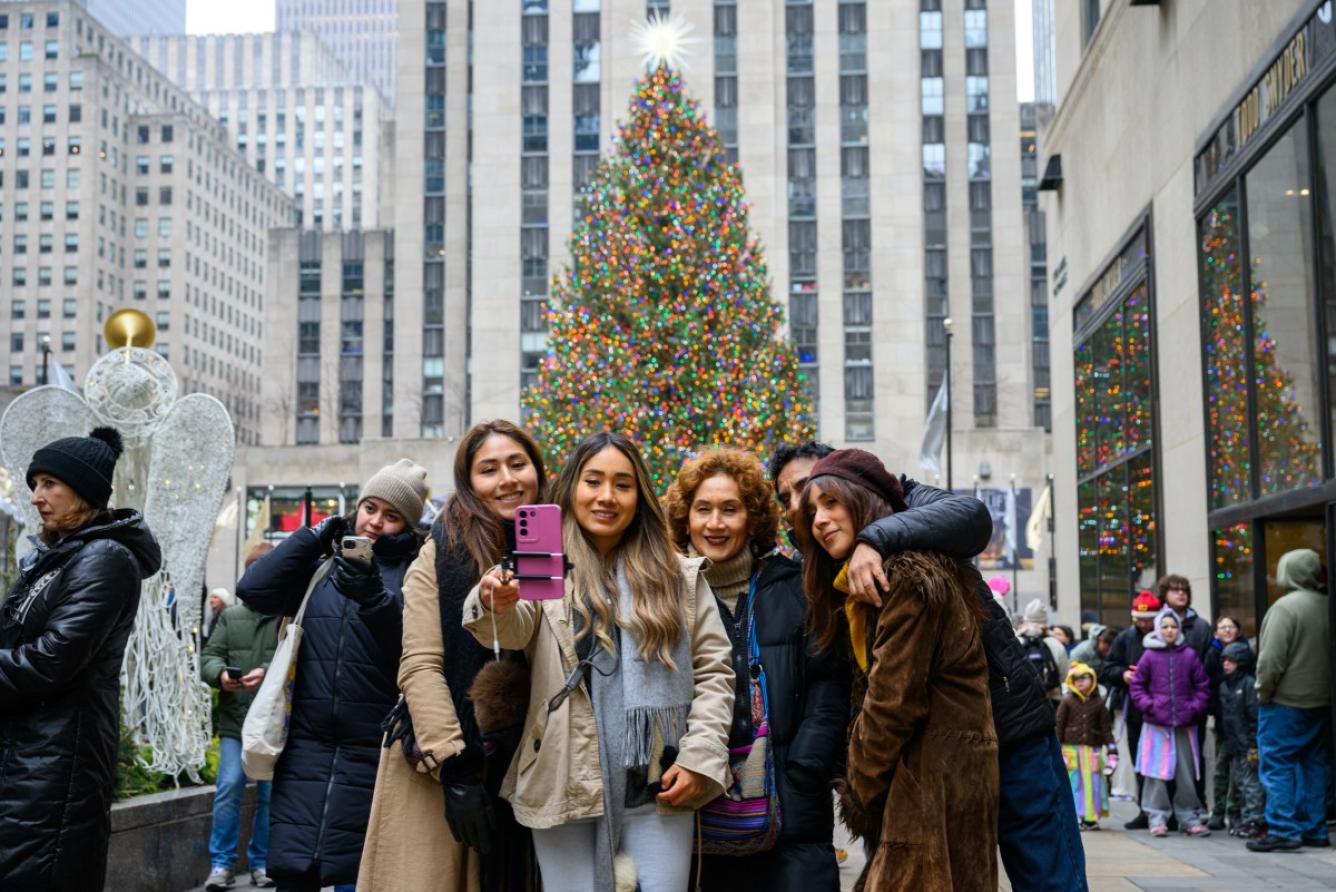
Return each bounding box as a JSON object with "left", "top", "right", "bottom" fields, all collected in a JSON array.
[{"left": 361, "top": 459, "right": 429, "bottom": 525}]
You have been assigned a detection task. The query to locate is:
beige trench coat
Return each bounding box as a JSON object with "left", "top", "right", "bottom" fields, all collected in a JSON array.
[
  {"left": 358, "top": 538, "right": 482, "bottom": 892},
  {"left": 461, "top": 554, "right": 735, "bottom": 830}
]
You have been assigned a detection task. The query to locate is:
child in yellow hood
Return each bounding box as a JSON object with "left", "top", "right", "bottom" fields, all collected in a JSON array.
[{"left": 1056, "top": 661, "right": 1116, "bottom": 829}]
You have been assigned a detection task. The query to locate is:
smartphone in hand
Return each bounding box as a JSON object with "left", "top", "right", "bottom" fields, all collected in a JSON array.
[
  {"left": 514, "top": 505, "right": 565, "bottom": 600},
  {"left": 340, "top": 535, "right": 374, "bottom": 563},
  {"left": 225, "top": 666, "right": 243, "bottom": 680}
]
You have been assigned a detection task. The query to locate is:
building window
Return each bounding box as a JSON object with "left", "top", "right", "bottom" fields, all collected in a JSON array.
[{"left": 1082, "top": 0, "right": 1101, "bottom": 47}]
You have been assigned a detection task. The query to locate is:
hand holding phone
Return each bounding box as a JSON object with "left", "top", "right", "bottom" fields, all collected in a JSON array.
[
  {"left": 514, "top": 505, "right": 565, "bottom": 601},
  {"left": 220, "top": 667, "right": 244, "bottom": 692},
  {"left": 480, "top": 566, "right": 520, "bottom": 615},
  {"left": 340, "top": 535, "right": 374, "bottom": 563}
]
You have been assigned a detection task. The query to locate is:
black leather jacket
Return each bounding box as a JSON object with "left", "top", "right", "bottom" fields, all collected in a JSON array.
[
  {"left": 857, "top": 480, "right": 1054, "bottom": 750},
  {"left": 0, "top": 510, "right": 162, "bottom": 891}
]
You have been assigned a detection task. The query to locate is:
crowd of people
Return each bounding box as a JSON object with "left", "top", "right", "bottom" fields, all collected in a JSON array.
[
  {"left": 1034, "top": 574, "right": 1332, "bottom": 854},
  {"left": 0, "top": 420, "right": 1329, "bottom": 891}
]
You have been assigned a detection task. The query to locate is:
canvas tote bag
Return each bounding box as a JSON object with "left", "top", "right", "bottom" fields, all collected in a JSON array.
[{"left": 241, "top": 558, "right": 334, "bottom": 780}]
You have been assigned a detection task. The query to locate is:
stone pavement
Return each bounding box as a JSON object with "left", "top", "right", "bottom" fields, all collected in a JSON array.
[
  {"left": 836, "top": 799, "right": 1336, "bottom": 891},
  {"left": 184, "top": 800, "right": 1334, "bottom": 891}
]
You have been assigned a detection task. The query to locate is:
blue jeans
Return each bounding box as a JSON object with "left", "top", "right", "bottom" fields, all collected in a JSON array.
[
  {"left": 209, "top": 736, "right": 272, "bottom": 870},
  {"left": 998, "top": 734, "right": 1089, "bottom": 892},
  {"left": 1258, "top": 703, "right": 1331, "bottom": 842}
]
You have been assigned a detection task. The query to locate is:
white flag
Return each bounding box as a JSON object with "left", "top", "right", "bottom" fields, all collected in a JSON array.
[
  {"left": 918, "top": 376, "right": 950, "bottom": 475},
  {"left": 1004, "top": 483, "right": 1018, "bottom": 567},
  {"left": 1026, "top": 482, "right": 1052, "bottom": 550},
  {"left": 48, "top": 361, "right": 78, "bottom": 392}
]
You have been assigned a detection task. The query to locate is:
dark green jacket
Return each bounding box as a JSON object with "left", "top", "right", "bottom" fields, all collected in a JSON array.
[{"left": 200, "top": 603, "right": 280, "bottom": 739}]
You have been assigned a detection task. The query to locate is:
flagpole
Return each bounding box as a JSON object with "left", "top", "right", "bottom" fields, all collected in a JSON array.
[
  {"left": 1010, "top": 474, "right": 1019, "bottom": 602},
  {"left": 943, "top": 317, "right": 953, "bottom": 491}
]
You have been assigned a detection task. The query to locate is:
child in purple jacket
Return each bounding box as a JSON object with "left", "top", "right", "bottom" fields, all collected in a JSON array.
[{"left": 1130, "top": 606, "right": 1212, "bottom": 837}]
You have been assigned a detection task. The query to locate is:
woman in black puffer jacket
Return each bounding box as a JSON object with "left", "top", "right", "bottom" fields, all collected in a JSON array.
[
  {"left": 0, "top": 428, "right": 162, "bottom": 892},
  {"left": 238, "top": 460, "right": 428, "bottom": 892},
  {"left": 665, "top": 448, "right": 850, "bottom": 890}
]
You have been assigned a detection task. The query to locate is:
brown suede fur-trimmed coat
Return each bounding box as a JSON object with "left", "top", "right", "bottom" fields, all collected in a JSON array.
[{"left": 838, "top": 550, "right": 999, "bottom": 892}]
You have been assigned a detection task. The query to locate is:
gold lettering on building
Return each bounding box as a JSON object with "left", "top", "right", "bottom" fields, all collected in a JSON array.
[{"left": 1235, "top": 29, "right": 1309, "bottom": 149}]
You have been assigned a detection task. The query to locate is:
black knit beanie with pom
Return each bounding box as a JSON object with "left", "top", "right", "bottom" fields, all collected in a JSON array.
[{"left": 27, "top": 427, "right": 125, "bottom": 509}]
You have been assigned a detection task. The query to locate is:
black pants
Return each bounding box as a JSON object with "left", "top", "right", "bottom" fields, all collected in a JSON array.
[
  {"left": 698, "top": 841, "right": 840, "bottom": 892},
  {"left": 273, "top": 871, "right": 330, "bottom": 892}
]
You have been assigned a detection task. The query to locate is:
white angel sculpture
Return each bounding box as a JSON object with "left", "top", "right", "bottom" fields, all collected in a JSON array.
[{"left": 0, "top": 310, "right": 234, "bottom": 779}]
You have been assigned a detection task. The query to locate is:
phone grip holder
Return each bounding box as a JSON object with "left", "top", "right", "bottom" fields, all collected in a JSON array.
[{"left": 503, "top": 550, "right": 573, "bottom": 580}]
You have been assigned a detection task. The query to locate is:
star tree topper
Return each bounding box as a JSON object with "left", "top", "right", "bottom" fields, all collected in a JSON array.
[{"left": 631, "top": 12, "right": 699, "bottom": 72}]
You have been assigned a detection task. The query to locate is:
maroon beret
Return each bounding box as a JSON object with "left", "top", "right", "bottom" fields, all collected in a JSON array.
[{"left": 808, "top": 449, "right": 907, "bottom": 512}]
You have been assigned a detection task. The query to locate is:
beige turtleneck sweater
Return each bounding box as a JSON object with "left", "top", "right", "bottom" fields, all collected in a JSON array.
[{"left": 703, "top": 548, "right": 754, "bottom": 615}]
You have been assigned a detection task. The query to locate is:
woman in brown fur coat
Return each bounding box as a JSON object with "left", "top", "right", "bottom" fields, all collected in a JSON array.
[{"left": 798, "top": 449, "right": 998, "bottom": 892}]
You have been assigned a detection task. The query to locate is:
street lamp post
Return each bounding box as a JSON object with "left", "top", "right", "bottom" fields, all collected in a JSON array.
[
  {"left": 38, "top": 335, "right": 51, "bottom": 386},
  {"left": 943, "top": 317, "right": 954, "bottom": 491}
]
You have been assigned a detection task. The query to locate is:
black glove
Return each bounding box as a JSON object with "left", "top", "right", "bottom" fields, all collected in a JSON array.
[
  {"left": 313, "top": 515, "right": 349, "bottom": 556},
  {"left": 331, "top": 555, "right": 384, "bottom": 604},
  {"left": 443, "top": 781, "right": 495, "bottom": 854}
]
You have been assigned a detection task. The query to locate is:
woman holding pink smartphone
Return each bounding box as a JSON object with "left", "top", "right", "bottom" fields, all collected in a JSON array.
[
  {"left": 463, "top": 431, "right": 735, "bottom": 892},
  {"left": 360, "top": 420, "right": 546, "bottom": 892}
]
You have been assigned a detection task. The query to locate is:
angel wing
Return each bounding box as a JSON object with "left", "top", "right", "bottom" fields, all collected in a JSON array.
[
  {"left": 0, "top": 386, "right": 99, "bottom": 559},
  {"left": 141, "top": 394, "right": 235, "bottom": 633}
]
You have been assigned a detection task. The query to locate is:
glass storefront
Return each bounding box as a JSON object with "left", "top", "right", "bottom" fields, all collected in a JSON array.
[
  {"left": 1194, "top": 7, "right": 1336, "bottom": 628},
  {"left": 1073, "top": 224, "right": 1159, "bottom": 628}
]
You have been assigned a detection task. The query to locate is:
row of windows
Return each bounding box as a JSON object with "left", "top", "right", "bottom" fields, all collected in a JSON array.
[
  {"left": 0, "top": 40, "right": 60, "bottom": 63},
  {"left": 0, "top": 70, "right": 83, "bottom": 93}
]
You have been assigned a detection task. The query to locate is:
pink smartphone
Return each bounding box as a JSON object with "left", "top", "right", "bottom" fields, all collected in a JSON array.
[{"left": 514, "top": 504, "right": 565, "bottom": 600}]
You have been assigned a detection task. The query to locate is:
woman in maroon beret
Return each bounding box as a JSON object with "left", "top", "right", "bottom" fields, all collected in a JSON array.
[{"left": 797, "top": 449, "right": 997, "bottom": 892}]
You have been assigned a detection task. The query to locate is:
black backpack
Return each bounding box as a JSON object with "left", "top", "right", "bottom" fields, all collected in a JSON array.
[{"left": 1022, "top": 634, "right": 1062, "bottom": 693}]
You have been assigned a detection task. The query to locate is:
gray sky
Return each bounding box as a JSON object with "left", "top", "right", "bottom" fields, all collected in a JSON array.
[
  {"left": 187, "top": 0, "right": 1036, "bottom": 100},
  {"left": 188, "top": 0, "right": 274, "bottom": 35}
]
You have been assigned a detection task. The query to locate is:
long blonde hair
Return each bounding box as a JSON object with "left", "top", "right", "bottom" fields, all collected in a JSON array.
[{"left": 552, "top": 432, "right": 685, "bottom": 669}]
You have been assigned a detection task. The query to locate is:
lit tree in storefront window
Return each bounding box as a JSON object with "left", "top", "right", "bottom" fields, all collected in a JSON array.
[{"left": 1200, "top": 201, "right": 1321, "bottom": 504}]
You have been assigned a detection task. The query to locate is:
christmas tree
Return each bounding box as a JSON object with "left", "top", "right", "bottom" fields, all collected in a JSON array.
[{"left": 524, "top": 56, "right": 815, "bottom": 491}]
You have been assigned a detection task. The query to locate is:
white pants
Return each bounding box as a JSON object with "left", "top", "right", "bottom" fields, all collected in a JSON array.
[{"left": 531, "top": 805, "right": 694, "bottom": 892}]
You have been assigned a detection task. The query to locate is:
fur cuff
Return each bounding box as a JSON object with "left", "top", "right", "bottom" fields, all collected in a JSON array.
[{"left": 469, "top": 658, "right": 530, "bottom": 735}]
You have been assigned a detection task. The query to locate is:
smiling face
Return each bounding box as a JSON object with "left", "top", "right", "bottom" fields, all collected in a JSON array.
[
  {"left": 354, "top": 496, "right": 408, "bottom": 541},
  {"left": 574, "top": 446, "right": 638, "bottom": 557},
  {"left": 1215, "top": 617, "right": 1239, "bottom": 644},
  {"left": 29, "top": 473, "right": 87, "bottom": 537},
  {"left": 808, "top": 481, "right": 857, "bottom": 561},
  {"left": 688, "top": 473, "right": 749, "bottom": 563},
  {"left": 1159, "top": 616, "right": 1180, "bottom": 645},
  {"left": 469, "top": 432, "right": 541, "bottom": 522},
  {"left": 776, "top": 456, "right": 818, "bottom": 534}
]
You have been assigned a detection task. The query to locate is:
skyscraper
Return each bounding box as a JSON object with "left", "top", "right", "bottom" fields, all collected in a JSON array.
[
  {"left": 128, "top": 32, "right": 390, "bottom": 230},
  {"left": 0, "top": 0, "right": 294, "bottom": 445},
  {"left": 77, "top": 0, "right": 184, "bottom": 38},
  {"left": 276, "top": 0, "right": 398, "bottom": 108}
]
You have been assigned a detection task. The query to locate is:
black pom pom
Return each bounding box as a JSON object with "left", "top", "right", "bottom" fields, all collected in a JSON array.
[{"left": 89, "top": 426, "right": 124, "bottom": 458}]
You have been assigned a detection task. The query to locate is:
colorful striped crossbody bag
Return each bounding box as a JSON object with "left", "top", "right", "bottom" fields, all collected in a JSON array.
[{"left": 695, "top": 576, "right": 782, "bottom": 854}]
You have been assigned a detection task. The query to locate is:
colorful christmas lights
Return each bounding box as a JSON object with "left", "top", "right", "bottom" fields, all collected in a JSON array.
[{"left": 523, "top": 65, "right": 815, "bottom": 492}]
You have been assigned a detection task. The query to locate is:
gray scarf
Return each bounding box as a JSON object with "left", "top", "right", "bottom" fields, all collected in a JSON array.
[{"left": 586, "top": 560, "right": 694, "bottom": 892}]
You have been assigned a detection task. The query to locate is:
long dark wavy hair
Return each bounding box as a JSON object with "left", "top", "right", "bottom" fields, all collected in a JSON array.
[
  {"left": 797, "top": 474, "right": 893, "bottom": 653},
  {"left": 442, "top": 419, "right": 548, "bottom": 572}
]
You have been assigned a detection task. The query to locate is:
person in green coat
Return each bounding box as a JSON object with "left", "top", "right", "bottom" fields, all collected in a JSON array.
[
  {"left": 200, "top": 544, "right": 281, "bottom": 890},
  {"left": 1248, "top": 548, "right": 1332, "bottom": 853}
]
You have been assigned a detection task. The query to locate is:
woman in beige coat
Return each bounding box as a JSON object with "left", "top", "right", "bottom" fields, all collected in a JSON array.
[
  {"left": 359, "top": 421, "right": 547, "bottom": 892},
  {"left": 465, "top": 432, "right": 735, "bottom": 892}
]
